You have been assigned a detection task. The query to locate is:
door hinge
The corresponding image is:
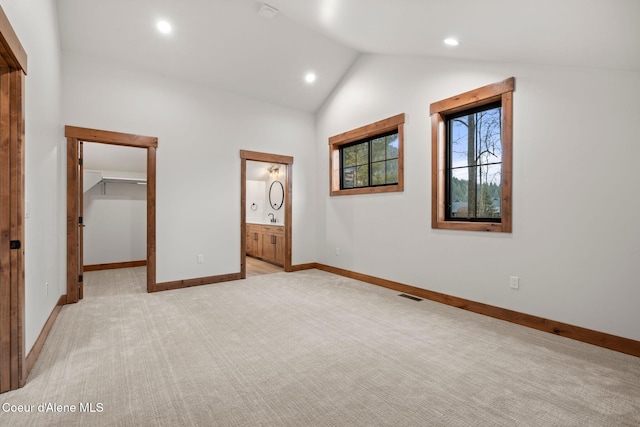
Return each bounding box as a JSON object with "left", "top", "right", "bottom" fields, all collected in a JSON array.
[
  {"left": 79, "top": 275, "right": 83, "bottom": 283},
  {"left": 79, "top": 157, "right": 83, "bottom": 166},
  {"left": 9, "top": 240, "right": 21, "bottom": 250},
  {"left": 79, "top": 216, "right": 83, "bottom": 224}
]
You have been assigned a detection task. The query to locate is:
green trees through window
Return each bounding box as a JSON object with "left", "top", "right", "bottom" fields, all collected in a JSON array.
[
  {"left": 329, "top": 113, "right": 404, "bottom": 196},
  {"left": 341, "top": 132, "right": 399, "bottom": 189}
]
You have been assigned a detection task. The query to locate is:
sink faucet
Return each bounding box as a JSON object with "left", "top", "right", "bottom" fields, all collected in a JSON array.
[{"left": 268, "top": 213, "right": 275, "bottom": 223}]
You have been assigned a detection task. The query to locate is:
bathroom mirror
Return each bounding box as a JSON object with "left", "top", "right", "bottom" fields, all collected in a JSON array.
[{"left": 269, "top": 180, "right": 284, "bottom": 210}]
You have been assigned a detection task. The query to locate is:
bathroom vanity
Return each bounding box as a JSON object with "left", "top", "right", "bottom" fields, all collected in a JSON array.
[{"left": 246, "top": 223, "right": 284, "bottom": 267}]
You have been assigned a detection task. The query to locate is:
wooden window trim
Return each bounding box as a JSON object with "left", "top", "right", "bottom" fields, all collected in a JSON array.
[
  {"left": 329, "top": 113, "right": 405, "bottom": 196},
  {"left": 430, "top": 78, "right": 514, "bottom": 232}
]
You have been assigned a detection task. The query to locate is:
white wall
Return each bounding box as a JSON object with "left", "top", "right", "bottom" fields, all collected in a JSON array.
[
  {"left": 0, "top": 0, "right": 63, "bottom": 351},
  {"left": 83, "top": 181, "right": 146, "bottom": 265},
  {"left": 62, "top": 51, "right": 317, "bottom": 282},
  {"left": 316, "top": 53, "right": 640, "bottom": 341}
]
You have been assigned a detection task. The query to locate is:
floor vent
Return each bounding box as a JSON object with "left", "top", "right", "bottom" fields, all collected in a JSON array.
[{"left": 398, "top": 293, "right": 422, "bottom": 301}]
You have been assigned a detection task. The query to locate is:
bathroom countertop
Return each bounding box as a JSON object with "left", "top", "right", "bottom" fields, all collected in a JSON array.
[{"left": 247, "top": 220, "right": 284, "bottom": 226}]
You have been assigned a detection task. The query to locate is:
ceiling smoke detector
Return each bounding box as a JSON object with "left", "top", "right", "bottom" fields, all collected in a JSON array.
[{"left": 258, "top": 3, "right": 279, "bottom": 19}]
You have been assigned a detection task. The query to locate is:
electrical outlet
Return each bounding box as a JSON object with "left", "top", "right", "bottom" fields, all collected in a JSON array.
[
  {"left": 510, "top": 276, "right": 519, "bottom": 290},
  {"left": 335, "top": 247, "right": 340, "bottom": 256},
  {"left": 197, "top": 254, "right": 204, "bottom": 264}
]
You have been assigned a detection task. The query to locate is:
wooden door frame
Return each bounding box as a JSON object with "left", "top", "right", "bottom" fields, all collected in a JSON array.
[
  {"left": 0, "top": 5, "right": 27, "bottom": 393},
  {"left": 240, "top": 150, "right": 293, "bottom": 278},
  {"left": 66, "top": 126, "right": 158, "bottom": 302}
]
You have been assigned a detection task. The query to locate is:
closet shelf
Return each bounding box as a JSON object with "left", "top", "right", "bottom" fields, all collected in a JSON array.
[{"left": 84, "top": 170, "right": 146, "bottom": 193}]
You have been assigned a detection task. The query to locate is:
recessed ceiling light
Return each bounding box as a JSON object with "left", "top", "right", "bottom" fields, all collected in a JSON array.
[
  {"left": 305, "top": 72, "right": 317, "bottom": 84},
  {"left": 157, "top": 20, "right": 172, "bottom": 34},
  {"left": 444, "top": 38, "right": 459, "bottom": 46}
]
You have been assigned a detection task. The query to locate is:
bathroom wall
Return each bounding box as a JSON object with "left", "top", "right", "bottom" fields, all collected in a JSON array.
[
  {"left": 246, "top": 180, "right": 266, "bottom": 223},
  {"left": 246, "top": 161, "right": 286, "bottom": 225}
]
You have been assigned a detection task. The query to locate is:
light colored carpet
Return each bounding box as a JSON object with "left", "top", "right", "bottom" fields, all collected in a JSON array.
[{"left": 2, "top": 267, "right": 639, "bottom": 426}]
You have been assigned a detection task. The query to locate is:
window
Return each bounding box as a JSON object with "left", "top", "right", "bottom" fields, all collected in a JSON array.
[
  {"left": 430, "top": 78, "right": 514, "bottom": 232},
  {"left": 340, "top": 131, "right": 399, "bottom": 189},
  {"left": 329, "top": 114, "right": 405, "bottom": 196}
]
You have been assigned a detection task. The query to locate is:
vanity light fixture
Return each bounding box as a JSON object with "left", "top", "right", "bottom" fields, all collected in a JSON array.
[{"left": 268, "top": 165, "right": 280, "bottom": 176}]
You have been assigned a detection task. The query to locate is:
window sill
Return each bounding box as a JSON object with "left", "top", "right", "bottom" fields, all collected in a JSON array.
[
  {"left": 432, "top": 219, "right": 510, "bottom": 233},
  {"left": 330, "top": 183, "right": 403, "bottom": 197}
]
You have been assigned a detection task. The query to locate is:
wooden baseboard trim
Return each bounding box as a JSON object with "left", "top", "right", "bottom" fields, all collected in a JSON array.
[
  {"left": 84, "top": 260, "right": 147, "bottom": 272},
  {"left": 25, "top": 294, "right": 67, "bottom": 377},
  {"left": 154, "top": 272, "right": 242, "bottom": 293},
  {"left": 289, "top": 262, "right": 318, "bottom": 272},
  {"left": 314, "top": 263, "right": 640, "bottom": 358}
]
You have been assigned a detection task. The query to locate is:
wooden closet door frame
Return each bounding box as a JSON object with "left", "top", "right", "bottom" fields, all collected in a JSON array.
[
  {"left": 240, "top": 150, "right": 293, "bottom": 278},
  {"left": 0, "top": 5, "right": 27, "bottom": 393},
  {"left": 65, "top": 126, "right": 158, "bottom": 303}
]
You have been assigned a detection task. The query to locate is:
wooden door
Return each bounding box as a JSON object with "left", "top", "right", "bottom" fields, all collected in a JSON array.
[
  {"left": 66, "top": 136, "right": 83, "bottom": 304},
  {"left": 0, "top": 35, "right": 26, "bottom": 391},
  {"left": 0, "top": 66, "right": 12, "bottom": 393},
  {"left": 1, "top": 6, "right": 30, "bottom": 392},
  {"left": 77, "top": 142, "right": 84, "bottom": 299}
]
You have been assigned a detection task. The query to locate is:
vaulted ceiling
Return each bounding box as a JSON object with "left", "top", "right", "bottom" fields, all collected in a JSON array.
[{"left": 57, "top": 0, "right": 639, "bottom": 113}]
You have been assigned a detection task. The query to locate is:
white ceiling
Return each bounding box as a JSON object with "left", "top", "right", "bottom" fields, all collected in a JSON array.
[
  {"left": 56, "top": 0, "right": 640, "bottom": 114},
  {"left": 56, "top": 0, "right": 358, "bottom": 113}
]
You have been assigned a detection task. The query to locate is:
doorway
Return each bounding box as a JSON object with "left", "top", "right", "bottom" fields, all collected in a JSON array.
[
  {"left": 66, "top": 126, "right": 158, "bottom": 302},
  {"left": 0, "top": 6, "right": 27, "bottom": 393},
  {"left": 82, "top": 143, "right": 147, "bottom": 275},
  {"left": 245, "top": 160, "right": 285, "bottom": 277},
  {"left": 240, "top": 150, "right": 293, "bottom": 279}
]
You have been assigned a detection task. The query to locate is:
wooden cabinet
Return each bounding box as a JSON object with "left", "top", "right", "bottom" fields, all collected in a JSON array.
[
  {"left": 260, "top": 225, "right": 284, "bottom": 266},
  {"left": 246, "top": 224, "right": 261, "bottom": 258},
  {"left": 246, "top": 224, "right": 284, "bottom": 267}
]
